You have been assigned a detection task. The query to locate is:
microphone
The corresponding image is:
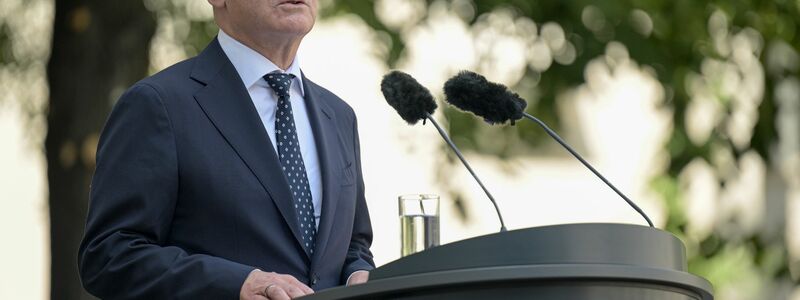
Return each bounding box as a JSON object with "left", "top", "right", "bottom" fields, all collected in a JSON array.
[
  {"left": 443, "top": 70, "right": 655, "bottom": 228},
  {"left": 381, "top": 70, "right": 508, "bottom": 232}
]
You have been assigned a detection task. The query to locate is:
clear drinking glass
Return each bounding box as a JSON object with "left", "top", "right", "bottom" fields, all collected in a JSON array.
[{"left": 399, "top": 194, "right": 440, "bottom": 257}]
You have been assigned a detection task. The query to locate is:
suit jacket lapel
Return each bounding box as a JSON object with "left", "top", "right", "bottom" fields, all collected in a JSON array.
[
  {"left": 190, "top": 39, "right": 308, "bottom": 256},
  {"left": 302, "top": 77, "right": 343, "bottom": 264}
]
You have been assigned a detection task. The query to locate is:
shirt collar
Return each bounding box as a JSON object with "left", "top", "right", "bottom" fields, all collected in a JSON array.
[{"left": 217, "top": 29, "right": 305, "bottom": 97}]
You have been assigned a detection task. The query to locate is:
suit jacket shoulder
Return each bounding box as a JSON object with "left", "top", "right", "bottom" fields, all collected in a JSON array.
[{"left": 129, "top": 57, "right": 201, "bottom": 103}]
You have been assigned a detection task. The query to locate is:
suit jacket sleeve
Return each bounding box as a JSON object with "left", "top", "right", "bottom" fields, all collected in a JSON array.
[
  {"left": 340, "top": 116, "right": 376, "bottom": 283},
  {"left": 78, "top": 83, "right": 255, "bottom": 299}
]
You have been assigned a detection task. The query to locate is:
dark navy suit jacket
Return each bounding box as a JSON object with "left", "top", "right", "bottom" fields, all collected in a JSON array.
[{"left": 78, "top": 38, "right": 374, "bottom": 299}]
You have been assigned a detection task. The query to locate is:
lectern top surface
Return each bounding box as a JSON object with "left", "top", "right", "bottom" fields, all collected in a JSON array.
[{"left": 373, "top": 223, "right": 687, "bottom": 280}]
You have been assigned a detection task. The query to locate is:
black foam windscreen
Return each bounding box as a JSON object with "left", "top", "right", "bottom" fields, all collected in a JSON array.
[
  {"left": 380, "top": 71, "right": 437, "bottom": 124},
  {"left": 443, "top": 70, "right": 527, "bottom": 124}
]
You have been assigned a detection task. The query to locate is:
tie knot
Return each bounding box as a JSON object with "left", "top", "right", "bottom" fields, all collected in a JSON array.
[{"left": 263, "top": 72, "right": 295, "bottom": 99}]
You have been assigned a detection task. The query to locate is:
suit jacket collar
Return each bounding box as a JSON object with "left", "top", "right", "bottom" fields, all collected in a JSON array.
[
  {"left": 300, "top": 77, "right": 343, "bottom": 267},
  {"left": 191, "top": 38, "right": 308, "bottom": 257},
  {"left": 190, "top": 38, "right": 345, "bottom": 264},
  {"left": 216, "top": 29, "right": 305, "bottom": 97}
]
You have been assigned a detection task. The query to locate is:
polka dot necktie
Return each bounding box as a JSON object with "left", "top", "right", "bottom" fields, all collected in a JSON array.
[{"left": 263, "top": 72, "right": 316, "bottom": 255}]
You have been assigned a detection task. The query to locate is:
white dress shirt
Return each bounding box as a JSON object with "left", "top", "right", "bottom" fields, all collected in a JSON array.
[{"left": 217, "top": 30, "right": 322, "bottom": 228}]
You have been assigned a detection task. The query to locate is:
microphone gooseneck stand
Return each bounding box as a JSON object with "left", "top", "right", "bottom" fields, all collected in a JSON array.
[
  {"left": 425, "top": 113, "right": 508, "bottom": 232},
  {"left": 522, "top": 112, "right": 654, "bottom": 228}
]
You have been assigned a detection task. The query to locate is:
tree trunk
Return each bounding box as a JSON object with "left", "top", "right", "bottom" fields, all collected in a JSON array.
[{"left": 46, "top": 1, "right": 155, "bottom": 298}]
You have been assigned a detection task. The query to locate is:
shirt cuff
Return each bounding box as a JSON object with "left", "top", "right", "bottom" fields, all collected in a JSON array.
[{"left": 346, "top": 270, "right": 369, "bottom": 285}]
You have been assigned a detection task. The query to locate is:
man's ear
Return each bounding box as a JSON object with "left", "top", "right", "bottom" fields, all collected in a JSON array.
[{"left": 207, "top": 0, "right": 225, "bottom": 9}]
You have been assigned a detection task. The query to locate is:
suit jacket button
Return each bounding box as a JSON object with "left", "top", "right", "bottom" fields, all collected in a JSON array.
[{"left": 311, "top": 274, "right": 318, "bottom": 285}]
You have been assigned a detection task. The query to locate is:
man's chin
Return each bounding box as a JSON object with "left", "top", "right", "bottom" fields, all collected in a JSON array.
[{"left": 272, "top": 18, "right": 314, "bottom": 35}]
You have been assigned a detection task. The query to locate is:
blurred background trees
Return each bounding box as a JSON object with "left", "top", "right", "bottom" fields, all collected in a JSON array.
[
  {"left": 0, "top": 0, "right": 797, "bottom": 299},
  {"left": 46, "top": 1, "right": 155, "bottom": 298},
  {"left": 323, "top": 1, "right": 800, "bottom": 299}
]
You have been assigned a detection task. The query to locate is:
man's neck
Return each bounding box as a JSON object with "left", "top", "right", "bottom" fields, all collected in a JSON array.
[{"left": 220, "top": 26, "right": 302, "bottom": 70}]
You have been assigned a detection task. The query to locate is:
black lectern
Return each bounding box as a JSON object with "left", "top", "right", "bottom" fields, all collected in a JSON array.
[{"left": 301, "top": 223, "right": 713, "bottom": 299}]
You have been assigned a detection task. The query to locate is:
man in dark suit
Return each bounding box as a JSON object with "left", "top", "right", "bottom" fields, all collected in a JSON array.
[{"left": 78, "top": 0, "right": 374, "bottom": 299}]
